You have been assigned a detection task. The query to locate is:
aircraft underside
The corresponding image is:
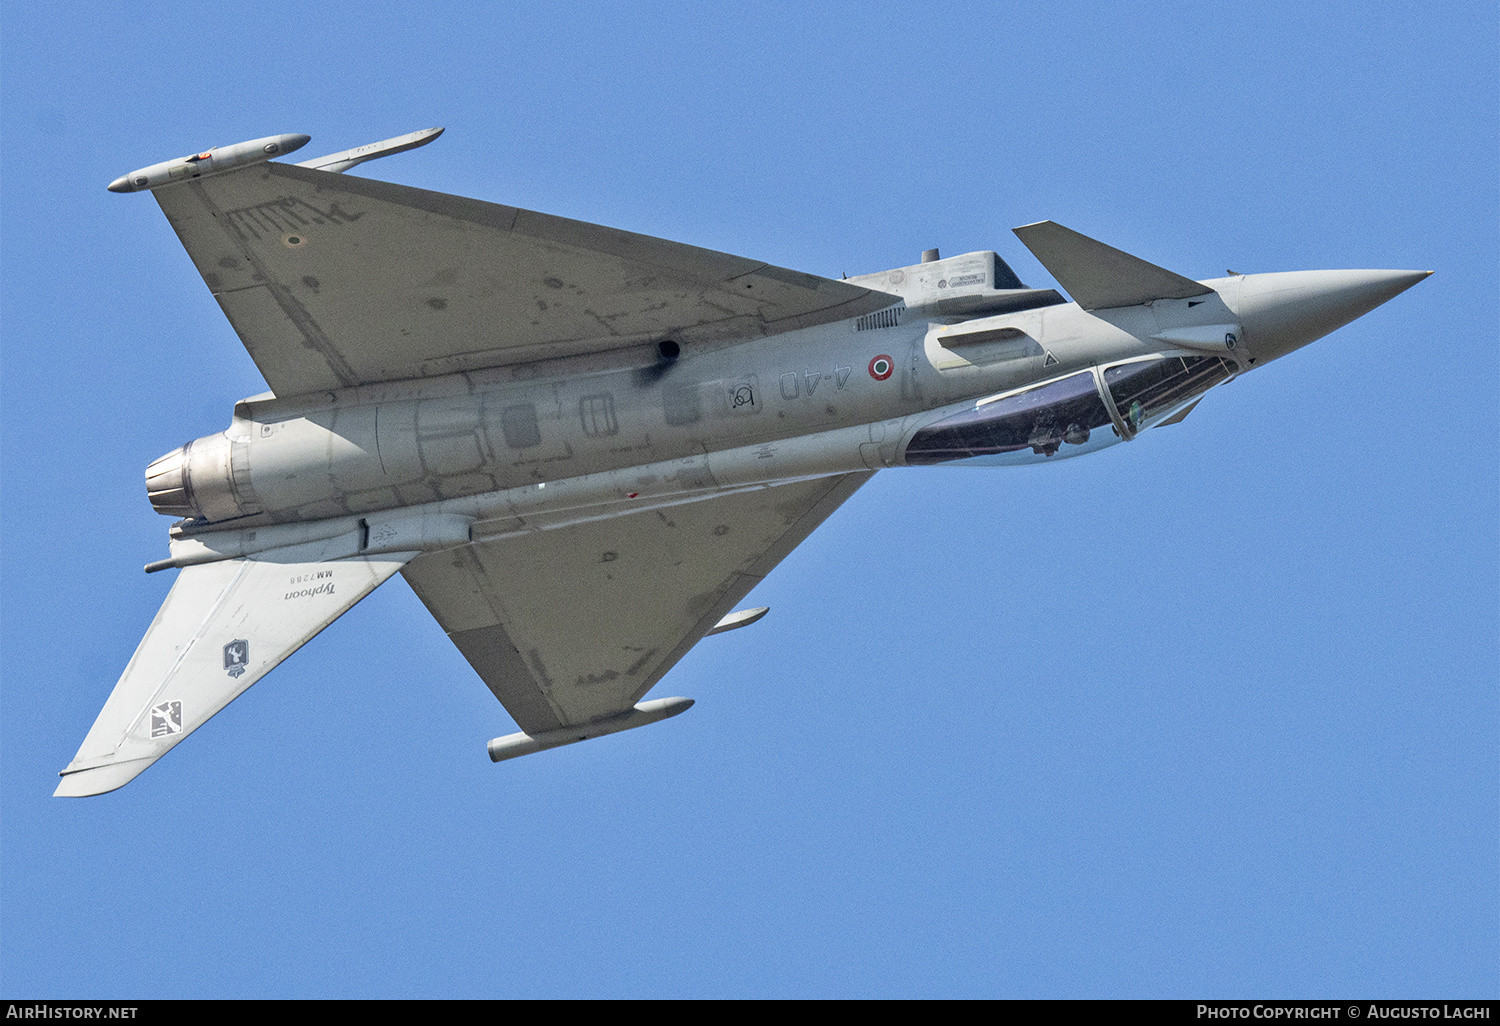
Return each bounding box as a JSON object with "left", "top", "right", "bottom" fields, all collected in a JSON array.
[{"left": 58, "top": 128, "right": 1429, "bottom": 795}]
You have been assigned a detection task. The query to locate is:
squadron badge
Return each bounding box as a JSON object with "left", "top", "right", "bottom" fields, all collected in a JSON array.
[
  {"left": 150, "top": 701, "right": 183, "bottom": 738},
  {"left": 223, "top": 639, "right": 249, "bottom": 679}
]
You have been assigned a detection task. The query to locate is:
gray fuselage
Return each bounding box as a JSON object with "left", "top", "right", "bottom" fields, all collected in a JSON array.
[{"left": 148, "top": 264, "right": 1425, "bottom": 571}]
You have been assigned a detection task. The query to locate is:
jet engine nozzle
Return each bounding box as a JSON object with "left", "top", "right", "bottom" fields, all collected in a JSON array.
[
  {"left": 145, "top": 434, "right": 260, "bottom": 522},
  {"left": 1236, "top": 269, "right": 1431, "bottom": 365}
]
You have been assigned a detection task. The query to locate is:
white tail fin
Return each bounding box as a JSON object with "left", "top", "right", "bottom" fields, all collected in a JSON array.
[{"left": 56, "top": 537, "right": 416, "bottom": 796}]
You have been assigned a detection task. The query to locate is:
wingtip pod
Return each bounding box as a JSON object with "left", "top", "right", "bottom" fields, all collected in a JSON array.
[
  {"left": 106, "top": 132, "right": 310, "bottom": 193},
  {"left": 488, "top": 697, "right": 695, "bottom": 763}
]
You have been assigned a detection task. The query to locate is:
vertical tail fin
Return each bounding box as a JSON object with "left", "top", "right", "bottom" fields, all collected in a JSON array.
[{"left": 55, "top": 537, "right": 416, "bottom": 796}]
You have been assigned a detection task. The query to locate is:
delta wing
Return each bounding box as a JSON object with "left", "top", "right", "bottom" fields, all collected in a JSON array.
[
  {"left": 402, "top": 473, "right": 872, "bottom": 734},
  {"left": 153, "top": 163, "right": 896, "bottom": 396}
]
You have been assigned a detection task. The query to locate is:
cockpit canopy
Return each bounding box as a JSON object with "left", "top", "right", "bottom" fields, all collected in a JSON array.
[{"left": 904, "top": 354, "right": 1236, "bottom": 466}]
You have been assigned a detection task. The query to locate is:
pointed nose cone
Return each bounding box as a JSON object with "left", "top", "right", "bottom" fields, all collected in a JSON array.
[
  {"left": 107, "top": 175, "right": 133, "bottom": 193},
  {"left": 1236, "top": 269, "right": 1431, "bottom": 364}
]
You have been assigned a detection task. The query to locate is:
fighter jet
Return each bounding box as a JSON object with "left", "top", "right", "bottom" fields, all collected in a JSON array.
[{"left": 57, "top": 128, "right": 1430, "bottom": 795}]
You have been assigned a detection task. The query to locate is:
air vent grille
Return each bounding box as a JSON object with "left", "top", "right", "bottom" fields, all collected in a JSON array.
[{"left": 856, "top": 305, "right": 903, "bottom": 331}]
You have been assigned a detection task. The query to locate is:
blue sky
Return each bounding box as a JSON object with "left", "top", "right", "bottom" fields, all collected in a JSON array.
[{"left": 2, "top": 0, "right": 1495, "bottom": 997}]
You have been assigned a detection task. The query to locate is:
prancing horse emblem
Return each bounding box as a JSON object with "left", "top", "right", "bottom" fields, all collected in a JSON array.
[{"left": 224, "top": 639, "right": 249, "bottom": 679}]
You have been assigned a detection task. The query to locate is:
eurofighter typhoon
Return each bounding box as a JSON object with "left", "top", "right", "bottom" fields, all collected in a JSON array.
[{"left": 57, "top": 128, "right": 1430, "bottom": 795}]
